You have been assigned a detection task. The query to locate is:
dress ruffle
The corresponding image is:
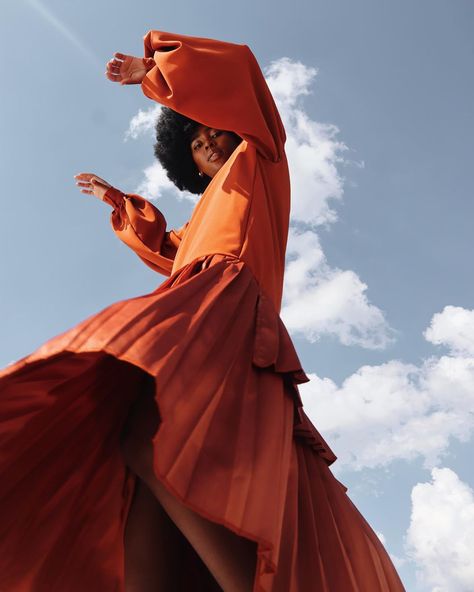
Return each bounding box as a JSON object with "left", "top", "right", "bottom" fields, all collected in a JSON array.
[{"left": 0, "top": 253, "right": 404, "bottom": 591}]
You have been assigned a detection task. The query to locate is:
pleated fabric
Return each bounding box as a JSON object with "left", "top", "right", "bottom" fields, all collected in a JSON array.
[{"left": 0, "top": 253, "right": 405, "bottom": 591}]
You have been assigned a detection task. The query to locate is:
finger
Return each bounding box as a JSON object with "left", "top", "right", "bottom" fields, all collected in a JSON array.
[
  {"left": 106, "top": 72, "right": 122, "bottom": 82},
  {"left": 106, "top": 60, "right": 122, "bottom": 70},
  {"left": 114, "top": 52, "right": 128, "bottom": 60},
  {"left": 107, "top": 57, "right": 125, "bottom": 67},
  {"left": 108, "top": 69, "right": 121, "bottom": 78},
  {"left": 80, "top": 189, "right": 94, "bottom": 194},
  {"left": 105, "top": 65, "right": 121, "bottom": 76},
  {"left": 74, "top": 173, "right": 93, "bottom": 180},
  {"left": 76, "top": 182, "right": 91, "bottom": 187}
]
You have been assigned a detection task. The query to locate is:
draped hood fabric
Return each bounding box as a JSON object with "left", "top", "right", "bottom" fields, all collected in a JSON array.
[{"left": 0, "top": 30, "right": 406, "bottom": 592}]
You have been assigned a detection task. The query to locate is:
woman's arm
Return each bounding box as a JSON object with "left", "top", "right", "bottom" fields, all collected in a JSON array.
[
  {"left": 106, "top": 31, "right": 285, "bottom": 162},
  {"left": 74, "top": 174, "right": 187, "bottom": 276},
  {"left": 104, "top": 187, "right": 188, "bottom": 276}
]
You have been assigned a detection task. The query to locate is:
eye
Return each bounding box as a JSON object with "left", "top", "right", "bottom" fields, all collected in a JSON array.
[{"left": 193, "top": 141, "right": 202, "bottom": 150}]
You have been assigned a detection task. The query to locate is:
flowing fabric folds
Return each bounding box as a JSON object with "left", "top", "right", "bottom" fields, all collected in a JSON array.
[{"left": 0, "top": 253, "right": 404, "bottom": 591}]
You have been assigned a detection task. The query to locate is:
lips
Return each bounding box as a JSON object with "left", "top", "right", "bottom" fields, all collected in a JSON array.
[{"left": 208, "top": 150, "right": 223, "bottom": 162}]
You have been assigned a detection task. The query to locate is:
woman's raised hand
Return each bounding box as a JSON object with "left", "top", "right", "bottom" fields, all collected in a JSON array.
[
  {"left": 105, "top": 52, "right": 155, "bottom": 85},
  {"left": 74, "top": 173, "right": 112, "bottom": 203}
]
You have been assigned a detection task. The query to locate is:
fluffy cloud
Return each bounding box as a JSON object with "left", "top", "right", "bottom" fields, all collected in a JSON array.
[
  {"left": 424, "top": 305, "right": 474, "bottom": 357},
  {"left": 281, "top": 227, "right": 396, "bottom": 348},
  {"left": 265, "top": 58, "right": 350, "bottom": 227},
  {"left": 300, "top": 306, "right": 474, "bottom": 470},
  {"left": 124, "top": 104, "right": 162, "bottom": 142},
  {"left": 125, "top": 56, "right": 393, "bottom": 349},
  {"left": 134, "top": 160, "right": 197, "bottom": 204},
  {"left": 406, "top": 468, "right": 474, "bottom": 591},
  {"left": 265, "top": 58, "right": 392, "bottom": 348}
]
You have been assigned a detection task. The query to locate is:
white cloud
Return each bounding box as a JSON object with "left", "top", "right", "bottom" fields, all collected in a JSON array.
[
  {"left": 265, "top": 57, "right": 317, "bottom": 109},
  {"left": 265, "top": 58, "right": 351, "bottom": 227},
  {"left": 134, "top": 161, "right": 197, "bottom": 204},
  {"left": 406, "top": 468, "right": 474, "bottom": 591},
  {"left": 424, "top": 305, "right": 474, "bottom": 357},
  {"left": 124, "top": 104, "right": 162, "bottom": 142},
  {"left": 266, "top": 58, "right": 393, "bottom": 348},
  {"left": 282, "top": 228, "right": 396, "bottom": 348},
  {"left": 299, "top": 306, "right": 474, "bottom": 470}
]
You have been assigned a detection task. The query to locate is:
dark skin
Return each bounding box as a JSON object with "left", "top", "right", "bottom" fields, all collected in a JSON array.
[{"left": 190, "top": 126, "right": 241, "bottom": 178}]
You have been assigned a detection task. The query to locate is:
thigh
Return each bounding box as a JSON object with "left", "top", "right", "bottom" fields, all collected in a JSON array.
[
  {"left": 124, "top": 476, "right": 182, "bottom": 591},
  {"left": 120, "top": 378, "right": 257, "bottom": 592},
  {"left": 145, "top": 472, "right": 258, "bottom": 592}
]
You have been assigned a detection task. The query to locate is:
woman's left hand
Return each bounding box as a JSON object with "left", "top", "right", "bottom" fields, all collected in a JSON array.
[{"left": 74, "top": 173, "right": 113, "bottom": 203}]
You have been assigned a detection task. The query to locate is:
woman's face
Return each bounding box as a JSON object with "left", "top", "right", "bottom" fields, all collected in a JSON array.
[{"left": 190, "top": 126, "right": 241, "bottom": 179}]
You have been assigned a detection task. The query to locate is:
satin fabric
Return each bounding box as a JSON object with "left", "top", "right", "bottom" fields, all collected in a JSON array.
[{"left": 0, "top": 30, "right": 405, "bottom": 591}]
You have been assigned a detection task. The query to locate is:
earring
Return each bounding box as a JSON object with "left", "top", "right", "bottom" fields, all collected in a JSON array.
[{"left": 198, "top": 171, "right": 204, "bottom": 177}]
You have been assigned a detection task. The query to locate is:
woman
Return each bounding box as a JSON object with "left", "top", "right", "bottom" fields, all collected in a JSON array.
[{"left": 0, "top": 30, "right": 406, "bottom": 591}]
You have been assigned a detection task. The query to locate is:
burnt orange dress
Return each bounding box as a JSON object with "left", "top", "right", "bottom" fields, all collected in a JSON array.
[{"left": 0, "top": 30, "right": 405, "bottom": 591}]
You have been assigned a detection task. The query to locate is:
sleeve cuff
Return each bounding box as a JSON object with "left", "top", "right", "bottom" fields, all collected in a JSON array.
[{"left": 103, "top": 186, "right": 125, "bottom": 209}]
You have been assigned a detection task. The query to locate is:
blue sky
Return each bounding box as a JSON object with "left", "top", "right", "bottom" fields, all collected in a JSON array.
[{"left": 1, "top": 1, "right": 473, "bottom": 589}]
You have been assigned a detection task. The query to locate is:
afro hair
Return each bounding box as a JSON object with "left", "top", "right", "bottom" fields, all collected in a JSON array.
[{"left": 153, "top": 107, "right": 241, "bottom": 195}]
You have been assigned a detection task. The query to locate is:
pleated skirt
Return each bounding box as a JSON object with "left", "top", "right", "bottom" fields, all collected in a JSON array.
[{"left": 0, "top": 253, "right": 405, "bottom": 591}]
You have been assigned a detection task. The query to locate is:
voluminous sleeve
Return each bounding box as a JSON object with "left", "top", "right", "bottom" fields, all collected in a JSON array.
[
  {"left": 140, "top": 30, "right": 285, "bottom": 162},
  {"left": 103, "top": 186, "right": 188, "bottom": 277}
]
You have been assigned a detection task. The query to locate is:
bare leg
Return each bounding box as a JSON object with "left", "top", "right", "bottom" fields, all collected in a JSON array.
[
  {"left": 122, "top": 382, "right": 257, "bottom": 592},
  {"left": 122, "top": 433, "right": 258, "bottom": 592},
  {"left": 124, "top": 475, "right": 182, "bottom": 591}
]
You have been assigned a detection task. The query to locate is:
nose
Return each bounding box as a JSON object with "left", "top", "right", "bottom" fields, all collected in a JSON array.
[{"left": 204, "top": 136, "right": 216, "bottom": 150}]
